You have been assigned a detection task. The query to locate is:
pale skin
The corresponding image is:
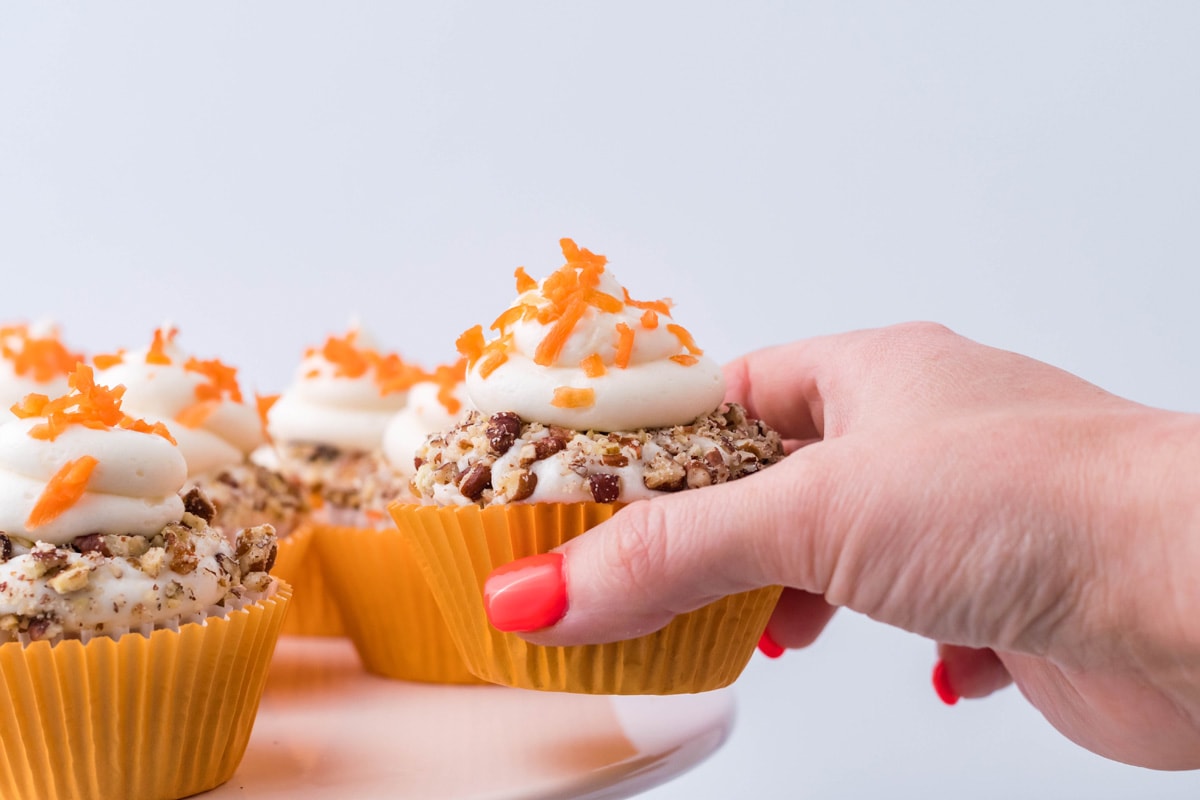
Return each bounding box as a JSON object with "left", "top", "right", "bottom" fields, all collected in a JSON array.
[{"left": 518, "top": 322, "right": 1200, "bottom": 770}]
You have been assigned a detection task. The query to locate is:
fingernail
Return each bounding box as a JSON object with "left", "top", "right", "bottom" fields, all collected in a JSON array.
[
  {"left": 484, "top": 553, "right": 568, "bottom": 633},
  {"left": 757, "top": 630, "right": 784, "bottom": 659},
  {"left": 932, "top": 659, "right": 960, "bottom": 705}
]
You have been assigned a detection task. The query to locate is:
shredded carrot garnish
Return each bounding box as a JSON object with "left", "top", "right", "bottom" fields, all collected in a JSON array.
[
  {"left": 184, "top": 357, "right": 244, "bottom": 403},
  {"left": 145, "top": 328, "right": 177, "bottom": 365},
  {"left": 320, "top": 331, "right": 372, "bottom": 379},
  {"left": 26, "top": 456, "right": 98, "bottom": 530},
  {"left": 666, "top": 323, "right": 703, "bottom": 355},
  {"left": 490, "top": 305, "right": 526, "bottom": 332},
  {"left": 640, "top": 310, "right": 659, "bottom": 330},
  {"left": 376, "top": 353, "right": 424, "bottom": 396},
  {"left": 580, "top": 353, "right": 606, "bottom": 378},
  {"left": 614, "top": 323, "right": 635, "bottom": 369},
  {"left": 120, "top": 417, "right": 176, "bottom": 445},
  {"left": 256, "top": 394, "right": 278, "bottom": 438},
  {"left": 431, "top": 358, "right": 467, "bottom": 415},
  {"left": 3, "top": 337, "right": 84, "bottom": 383},
  {"left": 585, "top": 289, "right": 624, "bottom": 313},
  {"left": 534, "top": 299, "right": 587, "bottom": 367},
  {"left": 21, "top": 365, "right": 174, "bottom": 444},
  {"left": 478, "top": 348, "right": 508, "bottom": 379},
  {"left": 93, "top": 351, "right": 125, "bottom": 369},
  {"left": 456, "top": 325, "right": 486, "bottom": 364},
  {"left": 622, "top": 287, "right": 673, "bottom": 317},
  {"left": 514, "top": 266, "right": 538, "bottom": 294},
  {"left": 11, "top": 393, "right": 49, "bottom": 418},
  {"left": 670, "top": 354, "right": 700, "bottom": 367},
  {"left": 175, "top": 401, "right": 218, "bottom": 429},
  {"left": 551, "top": 386, "right": 595, "bottom": 409},
  {"left": 305, "top": 368, "right": 321, "bottom": 379}
]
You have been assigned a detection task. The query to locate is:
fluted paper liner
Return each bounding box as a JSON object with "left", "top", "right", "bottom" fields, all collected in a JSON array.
[
  {"left": 273, "top": 524, "right": 345, "bottom": 636},
  {"left": 315, "top": 524, "right": 483, "bottom": 684},
  {"left": 0, "top": 583, "right": 291, "bottom": 800},
  {"left": 390, "top": 503, "right": 782, "bottom": 695}
]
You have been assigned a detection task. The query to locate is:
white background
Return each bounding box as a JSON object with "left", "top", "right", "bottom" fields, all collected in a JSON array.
[{"left": 2, "top": 3, "right": 1198, "bottom": 798}]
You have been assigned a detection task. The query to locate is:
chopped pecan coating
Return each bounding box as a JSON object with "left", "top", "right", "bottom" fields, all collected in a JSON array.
[{"left": 412, "top": 403, "right": 784, "bottom": 507}]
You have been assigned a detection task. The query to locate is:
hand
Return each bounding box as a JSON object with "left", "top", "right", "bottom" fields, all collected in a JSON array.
[{"left": 490, "top": 322, "right": 1200, "bottom": 769}]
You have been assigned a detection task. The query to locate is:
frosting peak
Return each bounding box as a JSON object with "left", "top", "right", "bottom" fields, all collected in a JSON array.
[
  {"left": 94, "top": 329, "right": 263, "bottom": 477},
  {"left": 458, "top": 239, "right": 725, "bottom": 431},
  {"left": 267, "top": 325, "right": 418, "bottom": 452},
  {"left": 0, "top": 323, "right": 84, "bottom": 414},
  {"left": 0, "top": 365, "right": 187, "bottom": 544}
]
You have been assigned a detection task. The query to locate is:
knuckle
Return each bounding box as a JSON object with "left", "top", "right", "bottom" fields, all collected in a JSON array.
[{"left": 600, "top": 501, "right": 672, "bottom": 601}]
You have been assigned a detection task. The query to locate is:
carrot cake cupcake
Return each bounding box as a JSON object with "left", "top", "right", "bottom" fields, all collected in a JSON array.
[
  {"left": 395, "top": 239, "right": 785, "bottom": 694},
  {"left": 0, "top": 364, "right": 287, "bottom": 800}
]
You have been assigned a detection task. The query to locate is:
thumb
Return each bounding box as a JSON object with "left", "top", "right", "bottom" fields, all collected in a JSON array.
[{"left": 485, "top": 453, "right": 823, "bottom": 646}]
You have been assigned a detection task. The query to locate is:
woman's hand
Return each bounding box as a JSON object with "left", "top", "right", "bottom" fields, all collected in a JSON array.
[{"left": 488, "top": 322, "right": 1200, "bottom": 769}]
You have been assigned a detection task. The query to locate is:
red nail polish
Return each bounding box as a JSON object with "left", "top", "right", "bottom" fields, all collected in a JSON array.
[
  {"left": 757, "top": 630, "right": 784, "bottom": 659},
  {"left": 484, "top": 553, "right": 568, "bottom": 633},
  {"left": 932, "top": 659, "right": 960, "bottom": 705}
]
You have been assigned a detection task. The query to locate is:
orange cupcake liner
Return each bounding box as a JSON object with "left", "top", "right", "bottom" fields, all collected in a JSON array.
[
  {"left": 0, "top": 583, "right": 291, "bottom": 800},
  {"left": 314, "top": 524, "right": 483, "bottom": 684},
  {"left": 390, "top": 503, "right": 781, "bottom": 695},
  {"left": 272, "top": 525, "right": 346, "bottom": 637}
]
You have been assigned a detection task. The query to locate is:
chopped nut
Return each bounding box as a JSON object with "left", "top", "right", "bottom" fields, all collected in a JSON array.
[
  {"left": 487, "top": 412, "right": 522, "bottom": 456},
  {"left": 0, "top": 534, "right": 11, "bottom": 563},
  {"left": 73, "top": 534, "right": 111, "bottom": 557},
  {"left": 182, "top": 487, "right": 217, "bottom": 524},
  {"left": 533, "top": 436, "right": 567, "bottom": 461},
  {"left": 588, "top": 473, "right": 621, "bottom": 503},
  {"left": 48, "top": 562, "right": 93, "bottom": 595},
  {"left": 685, "top": 459, "right": 714, "bottom": 488},
  {"left": 458, "top": 464, "right": 493, "bottom": 501},
  {"left": 138, "top": 547, "right": 167, "bottom": 578}
]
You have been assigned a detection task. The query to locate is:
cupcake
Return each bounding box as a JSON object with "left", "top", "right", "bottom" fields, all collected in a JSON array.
[
  {"left": 396, "top": 239, "right": 786, "bottom": 694},
  {"left": 0, "top": 365, "right": 288, "bottom": 800},
  {"left": 266, "top": 330, "right": 481, "bottom": 681},
  {"left": 262, "top": 325, "right": 415, "bottom": 637},
  {"left": 0, "top": 322, "right": 83, "bottom": 414}
]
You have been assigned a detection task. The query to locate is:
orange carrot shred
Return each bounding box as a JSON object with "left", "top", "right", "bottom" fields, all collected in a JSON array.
[
  {"left": 26, "top": 455, "right": 98, "bottom": 530},
  {"left": 256, "top": 394, "right": 279, "bottom": 438},
  {"left": 670, "top": 354, "right": 700, "bottom": 367},
  {"left": 514, "top": 266, "right": 538, "bottom": 294},
  {"left": 93, "top": 352, "right": 125, "bottom": 369},
  {"left": 580, "top": 353, "right": 606, "bottom": 377},
  {"left": 456, "top": 325, "right": 486, "bottom": 364},
  {"left": 431, "top": 358, "right": 467, "bottom": 415},
  {"left": 175, "top": 401, "right": 218, "bottom": 429},
  {"left": 145, "top": 328, "right": 177, "bottom": 365},
  {"left": 490, "top": 305, "right": 526, "bottom": 332},
  {"left": 551, "top": 386, "right": 595, "bottom": 409},
  {"left": 641, "top": 310, "right": 659, "bottom": 329},
  {"left": 22, "top": 364, "right": 174, "bottom": 444},
  {"left": 622, "top": 287, "right": 673, "bottom": 317},
  {"left": 666, "top": 323, "right": 703, "bottom": 355},
  {"left": 534, "top": 299, "right": 587, "bottom": 367},
  {"left": 7, "top": 335, "right": 84, "bottom": 383},
  {"left": 184, "top": 357, "right": 244, "bottom": 403},
  {"left": 11, "top": 393, "right": 49, "bottom": 419},
  {"left": 478, "top": 348, "right": 508, "bottom": 379},
  {"left": 614, "top": 323, "right": 635, "bottom": 369}
]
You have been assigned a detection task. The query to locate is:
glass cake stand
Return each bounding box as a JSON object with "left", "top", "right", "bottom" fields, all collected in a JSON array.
[{"left": 203, "top": 637, "right": 735, "bottom": 800}]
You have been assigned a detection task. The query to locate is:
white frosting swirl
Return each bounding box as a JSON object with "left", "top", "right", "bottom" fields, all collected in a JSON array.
[
  {"left": 0, "top": 420, "right": 187, "bottom": 544},
  {"left": 466, "top": 264, "right": 725, "bottom": 431},
  {"left": 382, "top": 381, "right": 472, "bottom": 477},
  {"left": 267, "top": 330, "right": 409, "bottom": 453},
  {"left": 96, "top": 338, "right": 263, "bottom": 478}
]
